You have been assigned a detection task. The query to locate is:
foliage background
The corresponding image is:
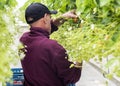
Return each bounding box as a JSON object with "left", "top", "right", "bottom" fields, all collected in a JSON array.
[
  {"left": 50, "top": 0, "right": 120, "bottom": 78},
  {"left": 0, "top": 0, "right": 23, "bottom": 84},
  {"left": 0, "top": 0, "right": 120, "bottom": 85}
]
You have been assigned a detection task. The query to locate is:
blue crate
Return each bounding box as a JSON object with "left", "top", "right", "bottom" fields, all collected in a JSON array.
[
  {"left": 67, "top": 83, "right": 75, "bottom": 86},
  {"left": 6, "top": 68, "right": 24, "bottom": 86}
]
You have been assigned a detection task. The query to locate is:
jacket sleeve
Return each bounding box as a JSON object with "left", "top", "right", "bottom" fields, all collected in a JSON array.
[
  {"left": 51, "top": 22, "right": 58, "bottom": 33},
  {"left": 51, "top": 43, "right": 82, "bottom": 85}
]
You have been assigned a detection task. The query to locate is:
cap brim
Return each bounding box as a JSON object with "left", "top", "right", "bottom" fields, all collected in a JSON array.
[{"left": 50, "top": 10, "right": 58, "bottom": 14}]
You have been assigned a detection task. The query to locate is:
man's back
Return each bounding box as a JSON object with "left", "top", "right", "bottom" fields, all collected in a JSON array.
[{"left": 20, "top": 27, "right": 81, "bottom": 86}]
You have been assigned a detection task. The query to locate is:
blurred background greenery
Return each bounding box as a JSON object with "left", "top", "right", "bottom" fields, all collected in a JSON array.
[{"left": 0, "top": 0, "right": 120, "bottom": 85}]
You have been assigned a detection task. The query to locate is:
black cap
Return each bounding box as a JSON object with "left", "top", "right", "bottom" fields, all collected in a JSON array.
[{"left": 25, "top": 3, "right": 57, "bottom": 24}]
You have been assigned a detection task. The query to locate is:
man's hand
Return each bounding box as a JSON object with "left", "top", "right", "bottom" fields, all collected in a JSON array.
[
  {"left": 51, "top": 10, "right": 78, "bottom": 26},
  {"left": 74, "top": 61, "right": 82, "bottom": 69},
  {"left": 61, "top": 10, "right": 78, "bottom": 18}
]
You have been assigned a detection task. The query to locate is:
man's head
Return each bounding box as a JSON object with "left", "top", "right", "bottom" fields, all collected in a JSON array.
[{"left": 25, "top": 3, "right": 57, "bottom": 33}]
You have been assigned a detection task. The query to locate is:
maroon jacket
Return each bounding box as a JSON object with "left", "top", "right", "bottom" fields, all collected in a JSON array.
[{"left": 20, "top": 27, "right": 81, "bottom": 86}]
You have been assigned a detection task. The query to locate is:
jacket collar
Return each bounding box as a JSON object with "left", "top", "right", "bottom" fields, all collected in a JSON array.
[{"left": 30, "top": 27, "right": 50, "bottom": 38}]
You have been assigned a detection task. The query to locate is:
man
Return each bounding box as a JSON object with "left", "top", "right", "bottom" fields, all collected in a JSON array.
[{"left": 20, "top": 2, "right": 82, "bottom": 86}]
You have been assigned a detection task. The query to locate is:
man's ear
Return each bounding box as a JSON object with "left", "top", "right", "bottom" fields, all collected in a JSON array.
[
  {"left": 44, "top": 13, "right": 48, "bottom": 18},
  {"left": 43, "top": 13, "right": 48, "bottom": 24}
]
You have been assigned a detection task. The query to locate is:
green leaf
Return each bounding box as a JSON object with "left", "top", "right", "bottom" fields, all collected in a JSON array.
[
  {"left": 99, "top": 0, "right": 111, "bottom": 7},
  {"left": 105, "top": 74, "right": 113, "bottom": 79},
  {"left": 105, "top": 58, "right": 117, "bottom": 68},
  {"left": 76, "top": 0, "right": 85, "bottom": 13},
  {"left": 115, "top": 70, "right": 120, "bottom": 77}
]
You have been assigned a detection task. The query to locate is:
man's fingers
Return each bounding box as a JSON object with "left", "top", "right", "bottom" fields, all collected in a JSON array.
[{"left": 62, "top": 10, "right": 78, "bottom": 18}]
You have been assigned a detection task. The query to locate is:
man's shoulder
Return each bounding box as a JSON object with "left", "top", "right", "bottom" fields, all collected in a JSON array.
[
  {"left": 44, "top": 39, "right": 59, "bottom": 46},
  {"left": 43, "top": 39, "right": 63, "bottom": 49}
]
